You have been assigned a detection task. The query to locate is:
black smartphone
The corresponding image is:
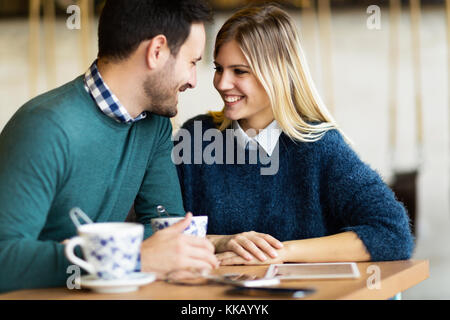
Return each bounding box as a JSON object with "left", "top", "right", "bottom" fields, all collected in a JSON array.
[{"left": 226, "top": 286, "right": 316, "bottom": 298}]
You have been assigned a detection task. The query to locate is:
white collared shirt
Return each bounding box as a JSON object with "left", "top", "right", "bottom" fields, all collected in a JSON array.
[{"left": 233, "top": 120, "right": 282, "bottom": 156}]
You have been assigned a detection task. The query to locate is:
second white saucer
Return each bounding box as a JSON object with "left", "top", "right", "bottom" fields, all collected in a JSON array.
[{"left": 79, "top": 272, "right": 156, "bottom": 294}]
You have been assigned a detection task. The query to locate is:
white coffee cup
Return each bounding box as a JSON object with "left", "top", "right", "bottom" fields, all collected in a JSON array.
[
  {"left": 65, "top": 222, "right": 144, "bottom": 280},
  {"left": 151, "top": 215, "right": 208, "bottom": 237}
]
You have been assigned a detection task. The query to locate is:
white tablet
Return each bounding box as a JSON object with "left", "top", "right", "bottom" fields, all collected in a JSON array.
[{"left": 265, "top": 262, "right": 361, "bottom": 280}]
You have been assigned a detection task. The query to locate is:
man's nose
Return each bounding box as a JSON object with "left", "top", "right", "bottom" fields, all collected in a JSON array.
[{"left": 187, "top": 67, "right": 197, "bottom": 89}]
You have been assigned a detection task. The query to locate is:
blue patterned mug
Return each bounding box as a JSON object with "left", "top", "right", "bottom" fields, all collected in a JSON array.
[
  {"left": 150, "top": 216, "right": 208, "bottom": 237},
  {"left": 65, "top": 222, "right": 144, "bottom": 280}
]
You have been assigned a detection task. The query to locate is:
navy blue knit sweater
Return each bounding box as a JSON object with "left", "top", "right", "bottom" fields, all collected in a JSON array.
[{"left": 175, "top": 115, "right": 414, "bottom": 261}]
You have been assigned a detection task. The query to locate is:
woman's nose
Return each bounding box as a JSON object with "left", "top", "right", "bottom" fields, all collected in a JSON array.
[{"left": 214, "top": 72, "right": 234, "bottom": 91}]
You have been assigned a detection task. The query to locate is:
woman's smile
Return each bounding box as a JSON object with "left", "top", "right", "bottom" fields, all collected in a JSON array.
[{"left": 223, "top": 94, "right": 245, "bottom": 107}]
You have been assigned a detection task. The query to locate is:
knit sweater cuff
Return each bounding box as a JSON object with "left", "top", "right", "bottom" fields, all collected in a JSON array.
[
  {"left": 341, "top": 225, "right": 414, "bottom": 262},
  {"left": 143, "top": 224, "right": 154, "bottom": 240}
]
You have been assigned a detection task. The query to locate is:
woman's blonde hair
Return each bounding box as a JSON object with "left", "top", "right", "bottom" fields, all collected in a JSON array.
[{"left": 210, "top": 4, "right": 349, "bottom": 143}]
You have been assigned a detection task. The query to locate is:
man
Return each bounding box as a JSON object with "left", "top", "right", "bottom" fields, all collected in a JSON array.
[{"left": 0, "top": 0, "right": 218, "bottom": 293}]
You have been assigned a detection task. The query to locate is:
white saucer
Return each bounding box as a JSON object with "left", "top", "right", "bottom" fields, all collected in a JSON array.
[{"left": 79, "top": 272, "right": 156, "bottom": 294}]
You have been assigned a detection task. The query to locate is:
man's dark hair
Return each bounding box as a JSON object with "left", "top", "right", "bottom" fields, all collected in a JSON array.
[{"left": 98, "top": 0, "right": 212, "bottom": 61}]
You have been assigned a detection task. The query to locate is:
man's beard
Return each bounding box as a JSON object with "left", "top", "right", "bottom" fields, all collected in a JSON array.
[{"left": 143, "top": 61, "right": 179, "bottom": 118}]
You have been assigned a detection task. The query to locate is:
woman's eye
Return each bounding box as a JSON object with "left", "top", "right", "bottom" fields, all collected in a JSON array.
[
  {"left": 213, "top": 66, "right": 223, "bottom": 73},
  {"left": 234, "top": 69, "right": 247, "bottom": 75}
]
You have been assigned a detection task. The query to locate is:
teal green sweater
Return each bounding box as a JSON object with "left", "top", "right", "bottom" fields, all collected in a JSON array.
[{"left": 0, "top": 76, "right": 185, "bottom": 293}]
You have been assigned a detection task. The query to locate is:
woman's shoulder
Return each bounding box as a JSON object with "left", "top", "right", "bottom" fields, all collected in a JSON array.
[
  {"left": 318, "top": 128, "right": 347, "bottom": 146},
  {"left": 281, "top": 126, "right": 362, "bottom": 174},
  {"left": 282, "top": 126, "right": 348, "bottom": 153},
  {"left": 314, "top": 129, "right": 359, "bottom": 166}
]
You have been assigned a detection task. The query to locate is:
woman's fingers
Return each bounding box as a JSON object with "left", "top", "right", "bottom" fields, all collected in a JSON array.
[
  {"left": 216, "top": 251, "right": 248, "bottom": 265},
  {"left": 226, "top": 232, "right": 283, "bottom": 261},
  {"left": 217, "top": 252, "right": 260, "bottom": 266},
  {"left": 250, "top": 235, "right": 281, "bottom": 259},
  {"left": 230, "top": 235, "right": 269, "bottom": 261},
  {"left": 215, "top": 251, "right": 237, "bottom": 260},
  {"left": 227, "top": 239, "right": 254, "bottom": 260},
  {"left": 217, "top": 250, "right": 283, "bottom": 266},
  {"left": 261, "top": 233, "right": 284, "bottom": 249}
]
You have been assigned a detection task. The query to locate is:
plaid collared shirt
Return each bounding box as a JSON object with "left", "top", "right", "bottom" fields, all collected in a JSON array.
[{"left": 84, "top": 60, "right": 147, "bottom": 123}]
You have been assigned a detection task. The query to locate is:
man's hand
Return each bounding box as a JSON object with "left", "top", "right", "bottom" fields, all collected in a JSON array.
[
  {"left": 214, "top": 231, "right": 283, "bottom": 262},
  {"left": 140, "top": 212, "right": 219, "bottom": 278}
]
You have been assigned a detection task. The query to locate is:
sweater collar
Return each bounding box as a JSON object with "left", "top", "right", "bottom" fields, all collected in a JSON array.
[{"left": 232, "top": 120, "right": 282, "bottom": 156}]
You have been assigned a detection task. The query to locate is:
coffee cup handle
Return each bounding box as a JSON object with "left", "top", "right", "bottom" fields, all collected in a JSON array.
[{"left": 64, "top": 236, "right": 96, "bottom": 275}]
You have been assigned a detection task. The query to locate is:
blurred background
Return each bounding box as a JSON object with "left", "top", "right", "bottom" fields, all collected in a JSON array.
[{"left": 0, "top": 0, "right": 448, "bottom": 299}]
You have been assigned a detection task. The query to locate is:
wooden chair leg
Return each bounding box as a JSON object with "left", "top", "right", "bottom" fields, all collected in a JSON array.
[
  {"left": 43, "top": 0, "right": 56, "bottom": 89},
  {"left": 446, "top": 0, "right": 450, "bottom": 213},
  {"left": 410, "top": 0, "right": 423, "bottom": 151},
  {"left": 78, "top": 0, "right": 93, "bottom": 70},
  {"left": 388, "top": 0, "right": 401, "bottom": 166},
  {"left": 317, "top": 0, "right": 334, "bottom": 114},
  {"left": 29, "top": 0, "right": 41, "bottom": 98},
  {"left": 300, "top": 0, "right": 319, "bottom": 81},
  {"left": 388, "top": 1, "right": 422, "bottom": 238}
]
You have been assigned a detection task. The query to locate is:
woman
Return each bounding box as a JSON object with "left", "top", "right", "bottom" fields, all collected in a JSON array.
[{"left": 174, "top": 4, "right": 414, "bottom": 265}]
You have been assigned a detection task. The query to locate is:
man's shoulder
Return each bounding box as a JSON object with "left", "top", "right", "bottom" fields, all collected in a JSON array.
[
  {"left": 0, "top": 79, "right": 88, "bottom": 162},
  {"left": 12, "top": 76, "right": 86, "bottom": 125},
  {"left": 0, "top": 76, "right": 96, "bottom": 155}
]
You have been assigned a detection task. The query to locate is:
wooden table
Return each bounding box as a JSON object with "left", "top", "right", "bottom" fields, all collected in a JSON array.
[{"left": 0, "top": 260, "right": 428, "bottom": 300}]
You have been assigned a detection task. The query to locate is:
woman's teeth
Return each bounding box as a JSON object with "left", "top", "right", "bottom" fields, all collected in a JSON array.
[{"left": 224, "top": 96, "right": 243, "bottom": 103}]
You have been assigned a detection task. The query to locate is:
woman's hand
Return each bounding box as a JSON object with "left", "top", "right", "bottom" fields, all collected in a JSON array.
[
  {"left": 216, "top": 249, "right": 285, "bottom": 266},
  {"left": 213, "top": 231, "right": 283, "bottom": 262}
]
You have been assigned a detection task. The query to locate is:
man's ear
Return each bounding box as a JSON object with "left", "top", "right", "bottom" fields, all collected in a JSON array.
[{"left": 145, "top": 35, "right": 170, "bottom": 70}]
